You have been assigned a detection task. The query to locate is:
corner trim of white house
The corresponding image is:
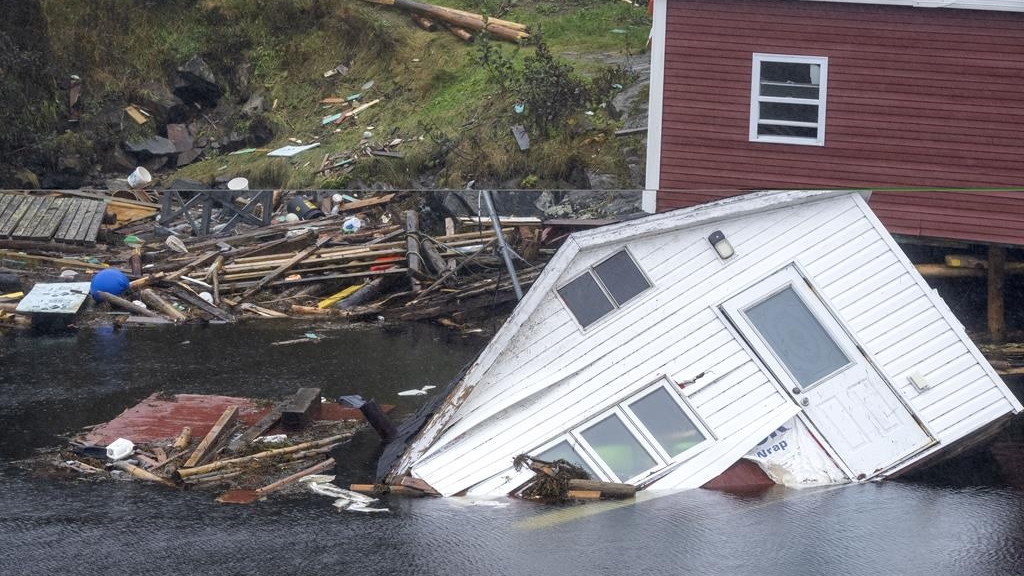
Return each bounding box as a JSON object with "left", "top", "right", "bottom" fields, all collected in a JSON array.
[{"left": 642, "top": 0, "right": 668, "bottom": 214}]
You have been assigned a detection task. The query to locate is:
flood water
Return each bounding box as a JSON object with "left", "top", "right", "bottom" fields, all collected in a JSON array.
[{"left": 2, "top": 321, "right": 1023, "bottom": 576}]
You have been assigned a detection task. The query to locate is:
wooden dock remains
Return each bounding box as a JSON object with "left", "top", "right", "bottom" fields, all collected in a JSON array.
[{"left": 0, "top": 193, "right": 106, "bottom": 245}]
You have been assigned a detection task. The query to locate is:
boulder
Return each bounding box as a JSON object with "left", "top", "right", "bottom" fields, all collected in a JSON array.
[
  {"left": 240, "top": 94, "right": 266, "bottom": 117},
  {"left": 173, "top": 55, "right": 223, "bottom": 108},
  {"left": 245, "top": 116, "right": 274, "bottom": 147},
  {"left": 125, "top": 136, "right": 177, "bottom": 157},
  {"left": 166, "top": 123, "right": 194, "bottom": 152}
]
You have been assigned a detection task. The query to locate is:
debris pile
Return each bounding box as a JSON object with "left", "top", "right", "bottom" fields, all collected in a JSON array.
[
  {"left": 513, "top": 454, "right": 637, "bottom": 502},
  {"left": 0, "top": 189, "right": 566, "bottom": 332},
  {"left": 51, "top": 388, "right": 378, "bottom": 505}
]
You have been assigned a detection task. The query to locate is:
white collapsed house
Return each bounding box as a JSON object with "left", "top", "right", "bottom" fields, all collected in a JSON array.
[{"left": 385, "top": 191, "right": 1023, "bottom": 496}]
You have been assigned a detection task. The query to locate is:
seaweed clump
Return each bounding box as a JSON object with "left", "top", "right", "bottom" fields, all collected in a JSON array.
[{"left": 513, "top": 454, "right": 591, "bottom": 502}]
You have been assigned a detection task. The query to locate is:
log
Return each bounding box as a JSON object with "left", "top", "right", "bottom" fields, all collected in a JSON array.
[
  {"left": 140, "top": 288, "right": 187, "bottom": 321},
  {"left": 406, "top": 210, "right": 423, "bottom": 292},
  {"left": 211, "top": 255, "right": 224, "bottom": 306},
  {"left": 172, "top": 426, "right": 192, "bottom": 450},
  {"left": 97, "top": 291, "right": 163, "bottom": 319},
  {"left": 183, "top": 406, "right": 239, "bottom": 468},
  {"left": 989, "top": 244, "right": 1006, "bottom": 344},
  {"left": 335, "top": 277, "right": 386, "bottom": 309},
  {"left": 420, "top": 238, "right": 448, "bottom": 276},
  {"left": 447, "top": 25, "right": 474, "bottom": 42},
  {"left": 256, "top": 457, "right": 336, "bottom": 495},
  {"left": 175, "top": 434, "right": 349, "bottom": 479},
  {"left": 168, "top": 284, "right": 234, "bottom": 321},
  {"left": 567, "top": 479, "right": 636, "bottom": 499},
  {"left": 380, "top": 0, "right": 529, "bottom": 41},
  {"left": 411, "top": 13, "right": 437, "bottom": 31},
  {"left": 567, "top": 490, "right": 602, "bottom": 500},
  {"left": 360, "top": 399, "right": 398, "bottom": 441},
  {"left": 109, "top": 461, "right": 177, "bottom": 488}
]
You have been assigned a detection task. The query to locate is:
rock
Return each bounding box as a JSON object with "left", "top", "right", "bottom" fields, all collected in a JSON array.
[
  {"left": 164, "top": 178, "right": 207, "bottom": 190},
  {"left": 166, "top": 123, "right": 194, "bottom": 152},
  {"left": 233, "top": 62, "right": 253, "bottom": 102},
  {"left": 609, "top": 80, "right": 650, "bottom": 131},
  {"left": 105, "top": 146, "right": 137, "bottom": 172},
  {"left": 13, "top": 168, "right": 40, "bottom": 189},
  {"left": 176, "top": 148, "right": 203, "bottom": 167},
  {"left": 137, "top": 82, "right": 189, "bottom": 124},
  {"left": 143, "top": 156, "right": 169, "bottom": 172},
  {"left": 173, "top": 55, "right": 223, "bottom": 108},
  {"left": 125, "top": 136, "right": 177, "bottom": 157},
  {"left": 220, "top": 131, "right": 248, "bottom": 153},
  {"left": 241, "top": 94, "right": 266, "bottom": 117},
  {"left": 246, "top": 116, "right": 274, "bottom": 147},
  {"left": 584, "top": 169, "right": 621, "bottom": 190},
  {"left": 57, "top": 153, "right": 85, "bottom": 175}
]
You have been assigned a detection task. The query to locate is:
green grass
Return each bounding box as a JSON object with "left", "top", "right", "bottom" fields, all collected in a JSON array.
[{"left": 15, "top": 0, "right": 650, "bottom": 190}]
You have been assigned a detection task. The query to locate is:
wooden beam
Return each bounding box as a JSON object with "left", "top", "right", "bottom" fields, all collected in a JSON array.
[
  {"left": 140, "top": 289, "right": 187, "bottom": 321},
  {"left": 280, "top": 387, "right": 322, "bottom": 429},
  {"left": 989, "top": 244, "right": 1006, "bottom": 344},
  {"left": 238, "top": 236, "right": 330, "bottom": 300},
  {"left": 406, "top": 210, "right": 423, "bottom": 292},
  {"left": 182, "top": 406, "right": 239, "bottom": 468}
]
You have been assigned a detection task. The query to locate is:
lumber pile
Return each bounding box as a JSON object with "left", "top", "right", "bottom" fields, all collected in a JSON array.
[{"left": 2, "top": 191, "right": 550, "bottom": 331}]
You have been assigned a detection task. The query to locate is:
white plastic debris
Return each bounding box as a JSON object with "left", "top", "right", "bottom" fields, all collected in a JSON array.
[
  {"left": 165, "top": 236, "right": 188, "bottom": 253},
  {"left": 105, "top": 438, "right": 135, "bottom": 460},
  {"left": 256, "top": 434, "right": 288, "bottom": 444},
  {"left": 398, "top": 385, "right": 436, "bottom": 397},
  {"left": 302, "top": 475, "right": 389, "bottom": 513}
]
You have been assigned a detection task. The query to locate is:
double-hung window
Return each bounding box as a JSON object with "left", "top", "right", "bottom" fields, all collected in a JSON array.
[
  {"left": 557, "top": 249, "right": 651, "bottom": 329},
  {"left": 534, "top": 378, "right": 714, "bottom": 484},
  {"left": 750, "top": 53, "right": 828, "bottom": 146}
]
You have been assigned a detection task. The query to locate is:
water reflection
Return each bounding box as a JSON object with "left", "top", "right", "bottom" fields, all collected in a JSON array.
[{"left": 1, "top": 323, "right": 1023, "bottom": 575}]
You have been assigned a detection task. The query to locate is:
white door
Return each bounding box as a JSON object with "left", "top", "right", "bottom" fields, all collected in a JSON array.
[{"left": 722, "top": 265, "right": 933, "bottom": 480}]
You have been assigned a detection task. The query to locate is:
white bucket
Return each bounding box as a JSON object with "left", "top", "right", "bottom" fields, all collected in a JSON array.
[
  {"left": 227, "top": 177, "right": 249, "bottom": 191},
  {"left": 127, "top": 166, "right": 152, "bottom": 188}
]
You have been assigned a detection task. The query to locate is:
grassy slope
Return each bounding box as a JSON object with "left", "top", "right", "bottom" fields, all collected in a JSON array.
[{"left": 31, "top": 0, "right": 650, "bottom": 190}]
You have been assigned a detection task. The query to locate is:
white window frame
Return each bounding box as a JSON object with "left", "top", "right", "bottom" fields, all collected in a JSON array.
[
  {"left": 749, "top": 53, "right": 828, "bottom": 146},
  {"left": 532, "top": 378, "right": 715, "bottom": 484},
  {"left": 555, "top": 248, "right": 652, "bottom": 331}
]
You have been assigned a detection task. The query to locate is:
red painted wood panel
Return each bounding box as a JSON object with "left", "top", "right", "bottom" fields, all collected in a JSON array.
[
  {"left": 656, "top": 0, "right": 1024, "bottom": 227},
  {"left": 658, "top": 191, "right": 1024, "bottom": 246}
]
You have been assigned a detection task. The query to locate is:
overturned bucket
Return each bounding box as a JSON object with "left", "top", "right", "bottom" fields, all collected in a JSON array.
[
  {"left": 127, "top": 166, "right": 152, "bottom": 188},
  {"left": 227, "top": 177, "right": 249, "bottom": 191}
]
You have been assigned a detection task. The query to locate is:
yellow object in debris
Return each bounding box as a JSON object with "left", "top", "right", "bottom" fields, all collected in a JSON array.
[
  {"left": 317, "top": 285, "right": 362, "bottom": 309},
  {"left": 1, "top": 291, "right": 24, "bottom": 300}
]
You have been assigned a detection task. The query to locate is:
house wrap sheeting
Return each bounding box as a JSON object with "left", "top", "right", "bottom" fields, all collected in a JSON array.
[{"left": 392, "top": 191, "right": 1021, "bottom": 496}]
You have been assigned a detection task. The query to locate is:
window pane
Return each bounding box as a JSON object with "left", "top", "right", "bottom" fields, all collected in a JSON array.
[
  {"left": 535, "top": 440, "right": 597, "bottom": 478},
  {"left": 581, "top": 414, "right": 657, "bottom": 481},
  {"left": 760, "top": 61, "right": 818, "bottom": 86},
  {"left": 558, "top": 272, "right": 614, "bottom": 328},
  {"left": 628, "top": 387, "right": 706, "bottom": 457},
  {"left": 759, "top": 102, "right": 819, "bottom": 123},
  {"left": 593, "top": 250, "right": 651, "bottom": 307},
  {"left": 758, "top": 124, "right": 818, "bottom": 139},
  {"left": 745, "top": 287, "right": 850, "bottom": 389},
  {"left": 760, "top": 83, "right": 819, "bottom": 99}
]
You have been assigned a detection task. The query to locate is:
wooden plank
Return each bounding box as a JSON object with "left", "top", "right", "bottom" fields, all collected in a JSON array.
[
  {"left": 0, "top": 194, "right": 16, "bottom": 223},
  {"left": 55, "top": 198, "right": 91, "bottom": 242},
  {"left": 238, "top": 237, "right": 331, "bottom": 300},
  {"left": 12, "top": 196, "right": 53, "bottom": 239},
  {"left": 28, "top": 197, "right": 70, "bottom": 240},
  {"left": 280, "top": 387, "right": 322, "bottom": 429},
  {"left": 77, "top": 200, "right": 106, "bottom": 244},
  {"left": 0, "top": 196, "right": 35, "bottom": 237},
  {"left": 182, "top": 406, "right": 239, "bottom": 468}
]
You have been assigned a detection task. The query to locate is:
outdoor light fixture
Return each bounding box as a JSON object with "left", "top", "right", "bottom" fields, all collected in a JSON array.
[{"left": 708, "top": 230, "right": 734, "bottom": 260}]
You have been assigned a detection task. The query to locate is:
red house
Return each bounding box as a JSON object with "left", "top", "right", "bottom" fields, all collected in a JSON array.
[{"left": 643, "top": 0, "right": 1024, "bottom": 246}]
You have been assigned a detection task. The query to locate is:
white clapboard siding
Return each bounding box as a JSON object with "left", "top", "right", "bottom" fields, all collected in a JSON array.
[
  {"left": 401, "top": 191, "right": 1021, "bottom": 495},
  {"left": 800, "top": 197, "right": 1021, "bottom": 448}
]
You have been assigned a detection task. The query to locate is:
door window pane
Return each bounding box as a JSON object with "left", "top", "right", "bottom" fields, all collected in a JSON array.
[
  {"left": 580, "top": 414, "right": 657, "bottom": 481},
  {"left": 535, "top": 440, "right": 597, "bottom": 478},
  {"left": 628, "top": 387, "right": 706, "bottom": 457},
  {"left": 557, "top": 272, "right": 615, "bottom": 328},
  {"left": 593, "top": 250, "right": 651, "bottom": 307},
  {"left": 745, "top": 287, "right": 849, "bottom": 389}
]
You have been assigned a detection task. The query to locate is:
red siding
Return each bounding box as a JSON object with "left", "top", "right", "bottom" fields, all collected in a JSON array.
[
  {"left": 656, "top": 0, "right": 1024, "bottom": 217},
  {"left": 658, "top": 190, "right": 1024, "bottom": 246}
]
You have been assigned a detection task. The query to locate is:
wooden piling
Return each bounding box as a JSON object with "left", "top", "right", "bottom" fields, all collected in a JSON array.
[
  {"left": 406, "top": 210, "right": 423, "bottom": 292},
  {"left": 989, "top": 244, "right": 1006, "bottom": 344},
  {"left": 360, "top": 399, "right": 398, "bottom": 441}
]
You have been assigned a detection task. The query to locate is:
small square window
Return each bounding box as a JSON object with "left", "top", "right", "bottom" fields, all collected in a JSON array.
[
  {"left": 557, "top": 272, "right": 615, "bottom": 328},
  {"left": 535, "top": 440, "right": 598, "bottom": 478},
  {"left": 557, "top": 249, "right": 650, "bottom": 329},
  {"left": 750, "top": 54, "right": 828, "bottom": 146},
  {"left": 594, "top": 250, "right": 652, "bottom": 306}
]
